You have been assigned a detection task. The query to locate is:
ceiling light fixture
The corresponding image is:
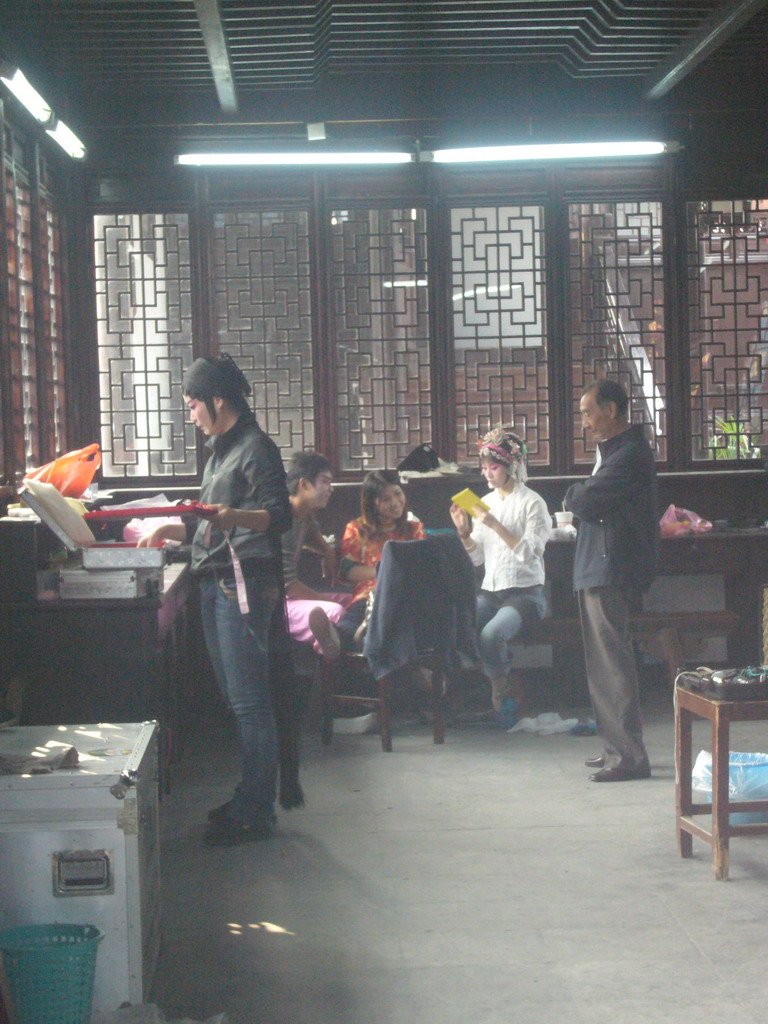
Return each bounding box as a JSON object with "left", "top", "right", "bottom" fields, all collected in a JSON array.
[
  {"left": 175, "top": 150, "right": 413, "bottom": 167},
  {"left": 0, "top": 63, "right": 86, "bottom": 159},
  {"left": 0, "top": 66, "right": 52, "bottom": 123},
  {"left": 425, "top": 141, "right": 672, "bottom": 163},
  {"left": 175, "top": 140, "right": 676, "bottom": 170},
  {"left": 45, "top": 119, "right": 87, "bottom": 160}
]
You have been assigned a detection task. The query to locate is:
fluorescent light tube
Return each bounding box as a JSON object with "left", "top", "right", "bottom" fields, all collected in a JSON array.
[
  {"left": 175, "top": 151, "right": 413, "bottom": 167},
  {"left": 427, "top": 141, "right": 669, "bottom": 163},
  {"left": 45, "top": 120, "right": 86, "bottom": 160},
  {"left": 0, "top": 67, "right": 52, "bottom": 123}
]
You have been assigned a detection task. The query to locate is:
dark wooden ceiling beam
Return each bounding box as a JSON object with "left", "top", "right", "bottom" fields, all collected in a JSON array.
[
  {"left": 193, "top": 0, "right": 238, "bottom": 112},
  {"left": 643, "top": 0, "right": 768, "bottom": 100}
]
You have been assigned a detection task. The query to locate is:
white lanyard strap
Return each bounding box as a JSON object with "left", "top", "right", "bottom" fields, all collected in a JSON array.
[
  {"left": 225, "top": 531, "right": 250, "bottom": 614},
  {"left": 203, "top": 521, "right": 251, "bottom": 614}
]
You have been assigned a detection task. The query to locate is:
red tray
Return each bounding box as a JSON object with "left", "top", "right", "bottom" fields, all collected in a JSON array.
[{"left": 84, "top": 501, "right": 217, "bottom": 521}]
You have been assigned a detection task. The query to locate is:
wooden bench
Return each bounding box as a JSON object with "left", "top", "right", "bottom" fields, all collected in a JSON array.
[{"left": 520, "top": 609, "right": 741, "bottom": 687}]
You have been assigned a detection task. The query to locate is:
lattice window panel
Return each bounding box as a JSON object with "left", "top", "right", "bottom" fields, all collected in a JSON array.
[
  {"left": 568, "top": 201, "right": 667, "bottom": 464},
  {"left": 451, "top": 205, "right": 549, "bottom": 466},
  {"left": 687, "top": 199, "right": 768, "bottom": 462},
  {"left": 212, "top": 209, "right": 313, "bottom": 454},
  {"left": 94, "top": 213, "right": 196, "bottom": 478},
  {"left": 331, "top": 207, "right": 431, "bottom": 471},
  {"left": 4, "top": 138, "right": 38, "bottom": 470},
  {"left": 38, "top": 177, "right": 67, "bottom": 457}
]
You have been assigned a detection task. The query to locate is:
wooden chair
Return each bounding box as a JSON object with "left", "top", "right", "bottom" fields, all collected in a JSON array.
[
  {"left": 319, "top": 648, "right": 450, "bottom": 752},
  {"left": 319, "top": 534, "right": 478, "bottom": 751}
]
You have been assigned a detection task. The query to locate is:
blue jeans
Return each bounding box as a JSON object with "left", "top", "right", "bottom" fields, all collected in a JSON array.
[
  {"left": 476, "top": 586, "right": 548, "bottom": 678},
  {"left": 200, "top": 571, "right": 280, "bottom": 826}
]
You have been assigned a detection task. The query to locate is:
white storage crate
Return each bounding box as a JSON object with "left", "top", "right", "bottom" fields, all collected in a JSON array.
[{"left": 0, "top": 721, "right": 161, "bottom": 1016}]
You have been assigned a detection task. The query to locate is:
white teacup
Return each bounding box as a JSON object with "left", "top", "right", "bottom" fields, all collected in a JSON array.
[{"left": 555, "top": 511, "right": 573, "bottom": 527}]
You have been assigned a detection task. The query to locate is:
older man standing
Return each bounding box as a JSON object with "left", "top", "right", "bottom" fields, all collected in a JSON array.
[{"left": 565, "top": 379, "right": 658, "bottom": 782}]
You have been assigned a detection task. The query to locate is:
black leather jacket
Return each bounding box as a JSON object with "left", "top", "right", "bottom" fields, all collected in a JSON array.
[
  {"left": 565, "top": 424, "right": 658, "bottom": 593},
  {"left": 191, "top": 413, "right": 291, "bottom": 574}
]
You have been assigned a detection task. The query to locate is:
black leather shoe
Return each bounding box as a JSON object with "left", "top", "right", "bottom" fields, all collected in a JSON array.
[
  {"left": 207, "top": 800, "right": 233, "bottom": 823},
  {"left": 590, "top": 766, "right": 651, "bottom": 782},
  {"left": 584, "top": 755, "right": 605, "bottom": 769}
]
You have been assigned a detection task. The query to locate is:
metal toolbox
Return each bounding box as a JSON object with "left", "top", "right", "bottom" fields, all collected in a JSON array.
[
  {"left": 0, "top": 722, "right": 161, "bottom": 1015},
  {"left": 19, "top": 479, "right": 168, "bottom": 595},
  {"left": 81, "top": 543, "right": 166, "bottom": 570},
  {"left": 59, "top": 567, "right": 162, "bottom": 600}
]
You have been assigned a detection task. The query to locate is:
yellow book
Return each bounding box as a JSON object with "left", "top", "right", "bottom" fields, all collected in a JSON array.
[{"left": 451, "top": 487, "right": 490, "bottom": 517}]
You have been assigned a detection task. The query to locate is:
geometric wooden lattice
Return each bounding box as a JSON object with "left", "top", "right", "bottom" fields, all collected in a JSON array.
[
  {"left": 5, "top": 142, "right": 38, "bottom": 471},
  {"left": 38, "top": 168, "right": 67, "bottom": 460},
  {"left": 451, "top": 204, "right": 549, "bottom": 466},
  {"left": 687, "top": 199, "right": 768, "bottom": 462},
  {"left": 213, "top": 209, "right": 314, "bottom": 456},
  {"left": 568, "top": 201, "right": 667, "bottom": 464},
  {"left": 330, "top": 207, "right": 431, "bottom": 471},
  {"left": 93, "top": 212, "right": 196, "bottom": 478},
  {"left": 1, "top": 131, "right": 68, "bottom": 485}
]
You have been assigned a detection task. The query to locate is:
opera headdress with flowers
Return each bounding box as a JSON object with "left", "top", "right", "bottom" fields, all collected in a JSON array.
[{"left": 478, "top": 425, "right": 528, "bottom": 481}]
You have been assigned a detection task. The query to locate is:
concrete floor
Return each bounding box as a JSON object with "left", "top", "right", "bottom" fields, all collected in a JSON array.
[{"left": 154, "top": 683, "right": 768, "bottom": 1024}]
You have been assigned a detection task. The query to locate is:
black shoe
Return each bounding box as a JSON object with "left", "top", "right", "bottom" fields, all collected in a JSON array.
[
  {"left": 203, "top": 815, "right": 276, "bottom": 846},
  {"left": 589, "top": 766, "right": 651, "bottom": 783},
  {"left": 207, "top": 800, "right": 233, "bottom": 823},
  {"left": 584, "top": 755, "right": 605, "bottom": 769}
]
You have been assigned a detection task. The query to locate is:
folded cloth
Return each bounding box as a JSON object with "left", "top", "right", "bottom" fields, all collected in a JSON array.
[
  {"left": 123, "top": 515, "right": 183, "bottom": 544},
  {"left": 0, "top": 744, "right": 79, "bottom": 774},
  {"left": 508, "top": 712, "right": 579, "bottom": 735}
]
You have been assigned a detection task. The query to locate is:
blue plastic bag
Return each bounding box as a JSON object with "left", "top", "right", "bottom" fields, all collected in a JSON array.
[{"left": 691, "top": 749, "right": 768, "bottom": 824}]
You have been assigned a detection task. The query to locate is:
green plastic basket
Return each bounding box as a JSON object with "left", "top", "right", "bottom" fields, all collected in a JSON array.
[{"left": 0, "top": 923, "right": 104, "bottom": 1024}]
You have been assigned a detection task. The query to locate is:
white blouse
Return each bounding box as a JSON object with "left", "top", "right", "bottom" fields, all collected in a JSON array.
[{"left": 468, "top": 482, "right": 552, "bottom": 591}]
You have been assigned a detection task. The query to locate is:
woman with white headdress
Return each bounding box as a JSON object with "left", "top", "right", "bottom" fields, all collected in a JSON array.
[{"left": 450, "top": 425, "right": 552, "bottom": 713}]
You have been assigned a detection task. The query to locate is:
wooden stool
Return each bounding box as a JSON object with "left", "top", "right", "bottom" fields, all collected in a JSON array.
[{"left": 675, "top": 684, "right": 768, "bottom": 879}]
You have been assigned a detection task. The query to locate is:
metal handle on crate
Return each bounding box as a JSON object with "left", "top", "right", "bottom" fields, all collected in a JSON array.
[
  {"left": 110, "top": 768, "right": 139, "bottom": 799},
  {"left": 108, "top": 721, "right": 157, "bottom": 799}
]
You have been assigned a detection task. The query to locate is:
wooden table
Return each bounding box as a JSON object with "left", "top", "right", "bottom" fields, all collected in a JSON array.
[
  {"left": 0, "top": 562, "right": 199, "bottom": 787},
  {"left": 544, "top": 530, "right": 768, "bottom": 666},
  {"left": 675, "top": 684, "right": 768, "bottom": 879}
]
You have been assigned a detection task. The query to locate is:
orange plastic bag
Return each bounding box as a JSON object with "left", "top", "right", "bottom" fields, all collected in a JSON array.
[
  {"left": 659, "top": 504, "right": 712, "bottom": 538},
  {"left": 25, "top": 443, "right": 102, "bottom": 498}
]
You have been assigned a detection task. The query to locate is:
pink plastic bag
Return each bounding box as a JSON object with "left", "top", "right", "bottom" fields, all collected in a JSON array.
[{"left": 659, "top": 504, "right": 712, "bottom": 538}]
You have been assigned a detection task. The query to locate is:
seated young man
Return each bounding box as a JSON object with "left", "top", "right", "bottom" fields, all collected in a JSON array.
[{"left": 282, "top": 452, "right": 351, "bottom": 650}]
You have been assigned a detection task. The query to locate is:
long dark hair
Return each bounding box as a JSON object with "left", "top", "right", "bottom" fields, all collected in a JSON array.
[{"left": 359, "top": 469, "right": 408, "bottom": 538}]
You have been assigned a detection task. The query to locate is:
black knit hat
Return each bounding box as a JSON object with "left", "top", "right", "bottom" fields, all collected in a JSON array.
[
  {"left": 183, "top": 353, "right": 252, "bottom": 421},
  {"left": 183, "top": 353, "right": 251, "bottom": 402}
]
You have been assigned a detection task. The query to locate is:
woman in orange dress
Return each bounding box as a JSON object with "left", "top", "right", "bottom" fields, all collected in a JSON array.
[{"left": 309, "top": 469, "right": 425, "bottom": 657}]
